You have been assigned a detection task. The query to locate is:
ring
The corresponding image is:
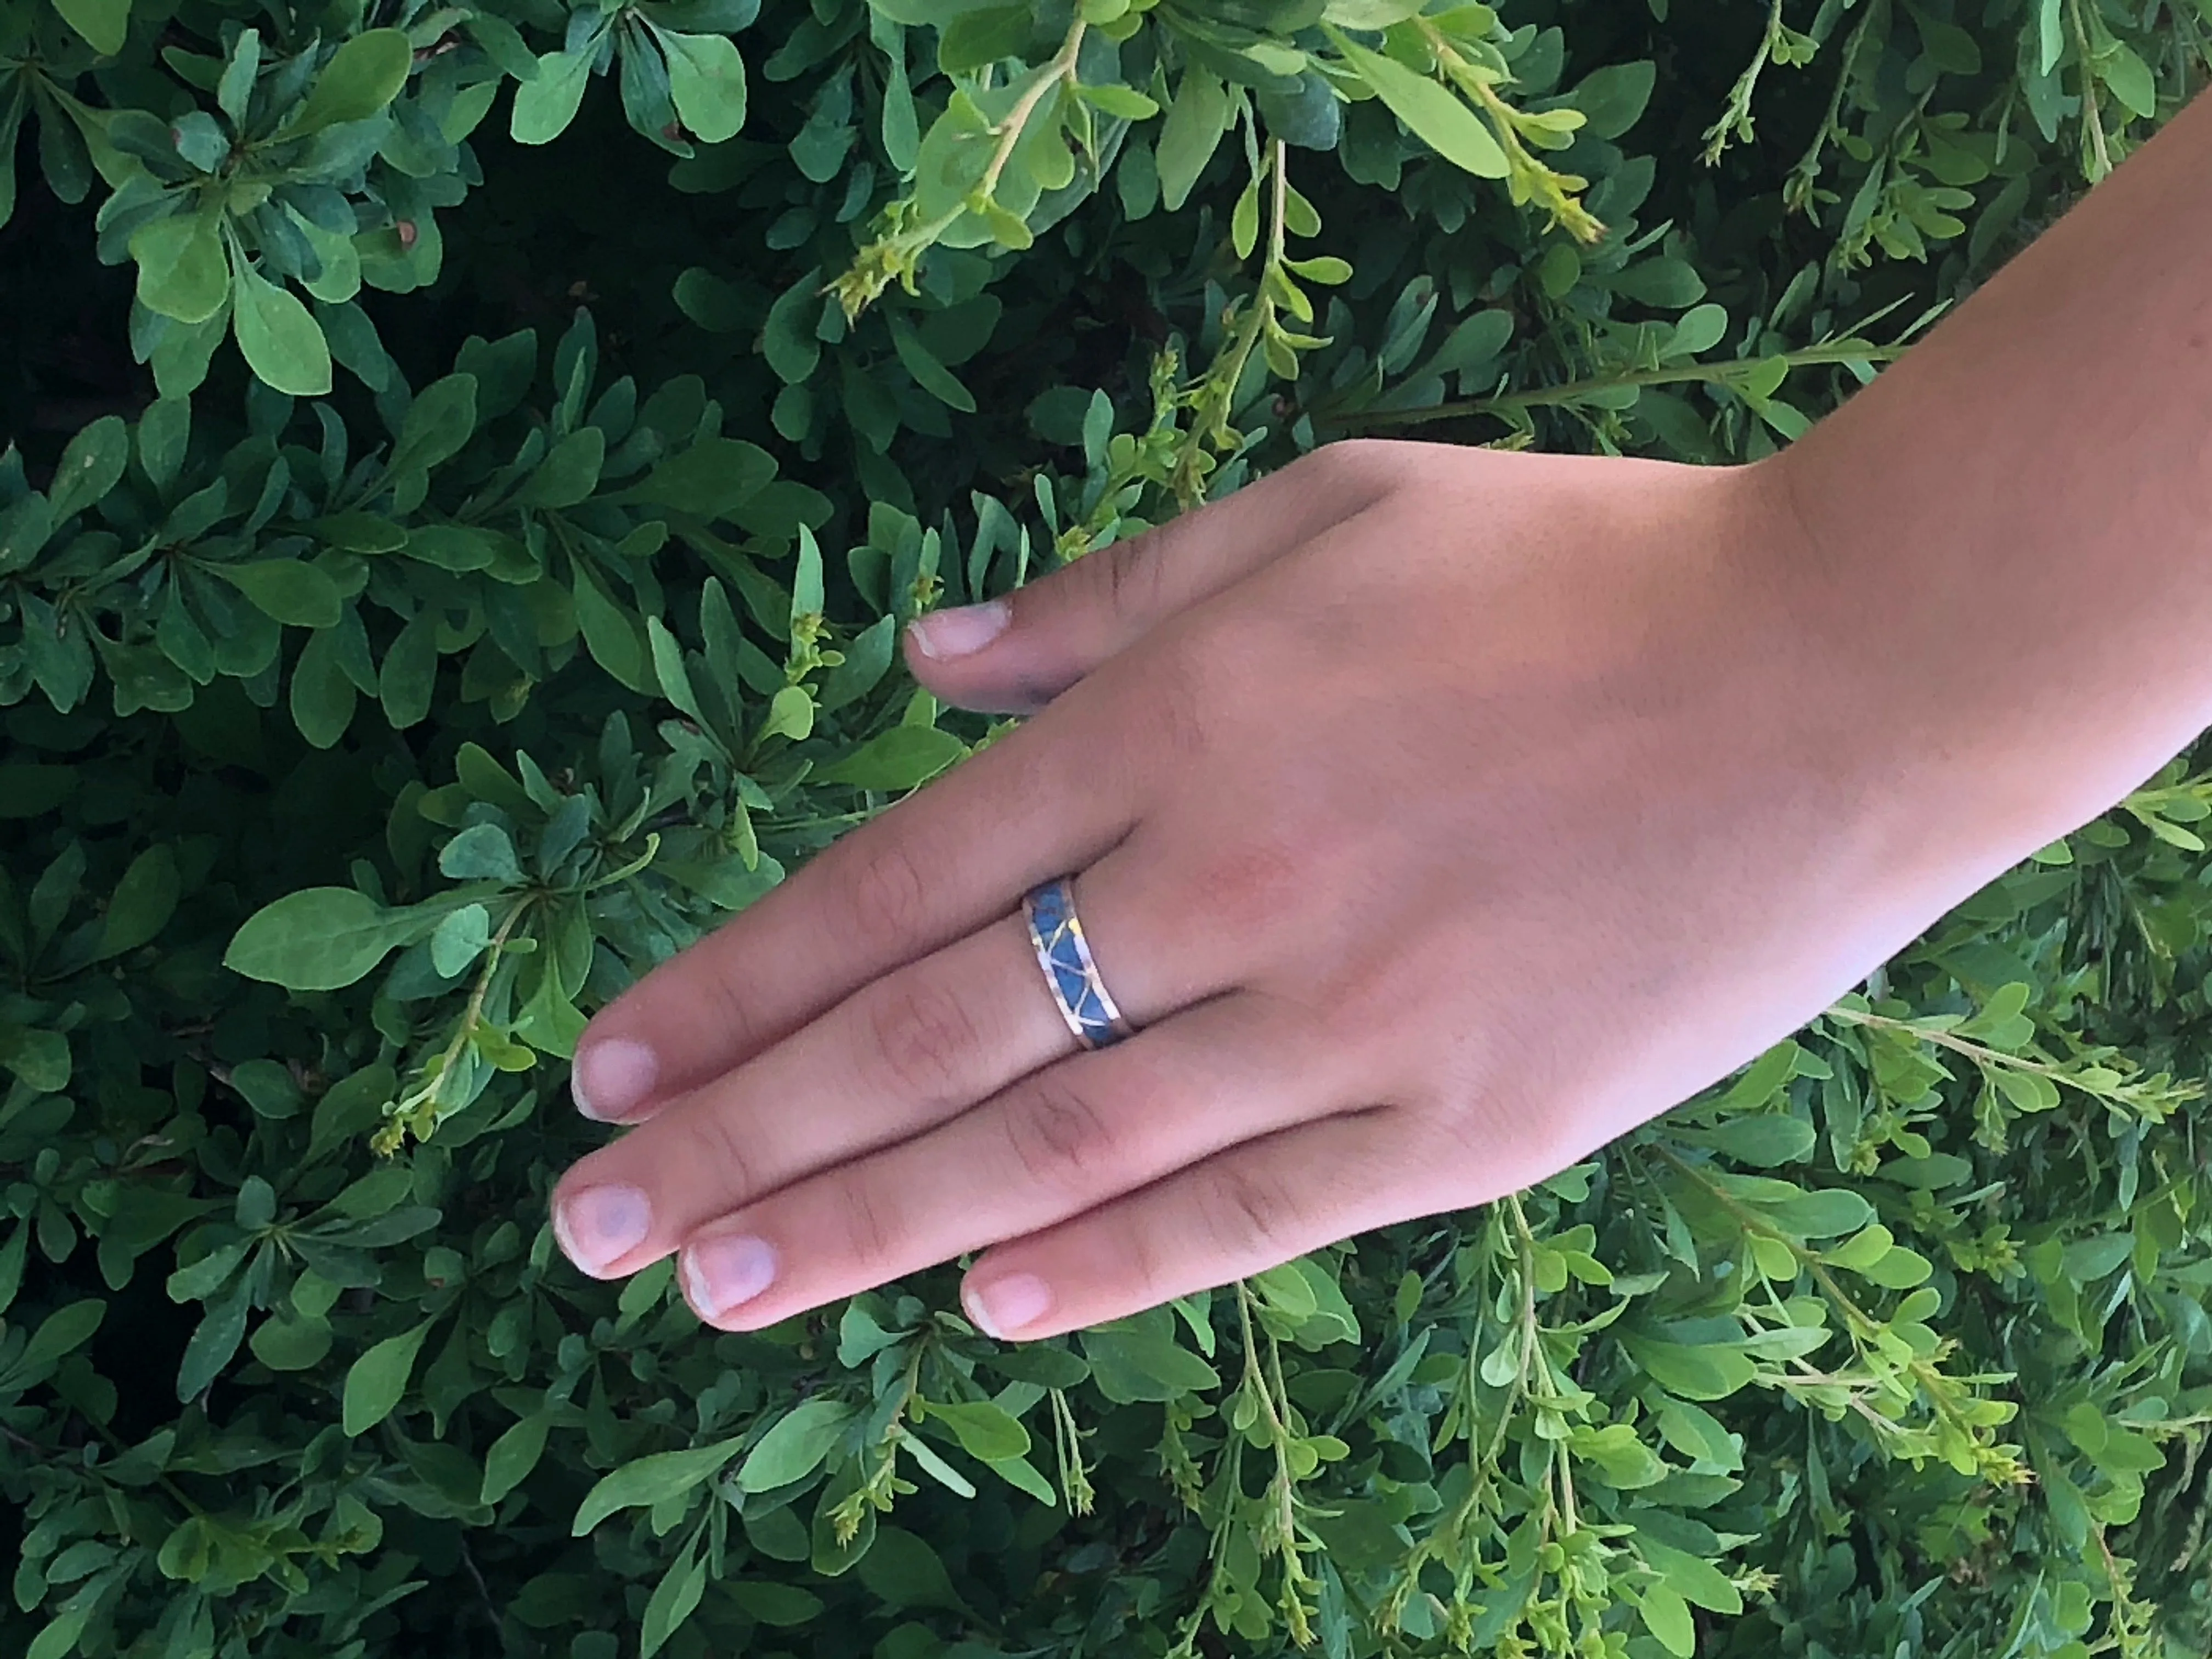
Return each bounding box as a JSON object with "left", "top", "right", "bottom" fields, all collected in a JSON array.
[{"left": 1023, "top": 876, "right": 1137, "bottom": 1049}]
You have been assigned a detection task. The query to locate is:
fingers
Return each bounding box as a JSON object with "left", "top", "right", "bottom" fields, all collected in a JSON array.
[
  {"left": 550, "top": 840, "right": 1242, "bottom": 1280},
  {"left": 566, "top": 685, "right": 1150, "bottom": 1126},
  {"left": 957, "top": 1108, "right": 1432, "bottom": 1341},
  {"left": 904, "top": 440, "right": 1400, "bottom": 715},
  {"left": 656, "top": 993, "right": 1347, "bottom": 1331}
]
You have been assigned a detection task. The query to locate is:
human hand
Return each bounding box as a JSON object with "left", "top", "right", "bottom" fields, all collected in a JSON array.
[{"left": 545, "top": 438, "right": 1986, "bottom": 1342}]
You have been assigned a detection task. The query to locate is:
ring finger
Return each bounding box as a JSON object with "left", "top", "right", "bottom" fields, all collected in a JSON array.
[
  {"left": 548, "top": 832, "right": 1233, "bottom": 1279},
  {"left": 667, "top": 991, "right": 1357, "bottom": 1331}
]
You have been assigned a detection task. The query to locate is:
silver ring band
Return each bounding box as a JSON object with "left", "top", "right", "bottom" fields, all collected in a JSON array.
[{"left": 1022, "top": 876, "right": 1136, "bottom": 1049}]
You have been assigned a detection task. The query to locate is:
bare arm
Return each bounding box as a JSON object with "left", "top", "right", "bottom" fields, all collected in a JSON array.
[{"left": 1773, "top": 88, "right": 2212, "bottom": 860}]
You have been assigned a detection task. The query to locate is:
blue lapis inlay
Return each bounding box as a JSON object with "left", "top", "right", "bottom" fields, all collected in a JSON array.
[{"left": 1025, "top": 878, "right": 1127, "bottom": 1047}]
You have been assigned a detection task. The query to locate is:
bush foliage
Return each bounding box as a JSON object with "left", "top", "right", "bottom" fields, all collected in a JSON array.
[{"left": 4, "top": 0, "right": 2212, "bottom": 1656}]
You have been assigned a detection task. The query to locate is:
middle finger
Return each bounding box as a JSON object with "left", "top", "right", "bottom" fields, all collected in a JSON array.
[{"left": 548, "top": 835, "right": 1229, "bottom": 1279}]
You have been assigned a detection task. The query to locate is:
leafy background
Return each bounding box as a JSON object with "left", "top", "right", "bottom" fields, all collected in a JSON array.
[{"left": 4, "top": 0, "right": 2212, "bottom": 1656}]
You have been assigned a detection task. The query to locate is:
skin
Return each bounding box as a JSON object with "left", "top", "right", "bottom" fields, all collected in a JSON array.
[
  {"left": 545, "top": 442, "right": 1977, "bottom": 1341},
  {"left": 545, "top": 83, "right": 2212, "bottom": 1345}
]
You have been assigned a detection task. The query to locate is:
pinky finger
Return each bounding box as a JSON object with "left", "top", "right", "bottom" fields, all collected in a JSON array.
[{"left": 958, "top": 1107, "right": 1433, "bottom": 1342}]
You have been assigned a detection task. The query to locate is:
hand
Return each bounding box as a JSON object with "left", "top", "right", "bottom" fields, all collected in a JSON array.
[{"left": 545, "top": 437, "right": 1972, "bottom": 1342}]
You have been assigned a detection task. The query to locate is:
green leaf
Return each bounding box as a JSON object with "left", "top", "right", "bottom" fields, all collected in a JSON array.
[
  {"left": 887, "top": 313, "right": 977, "bottom": 412},
  {"left": 1620, "top": 1337, "right": 1757, "bottom": 1400},
  {"left": 641, "top": 1536, "right": 709, "bottom": 1659},
  {"left": 138, "top": 397, "right": 190, "bottom": 494},
  {"left": 1082, "top": 1316, "right": 1222, "bottom": 1403},
  {"left": 26, "top": 1603, "right": 97, "bottom": 1659},
  {"left": 512, "top": 48, "right": 597, "bottom": 145},
  {"left": 1637, "top": 1583, "right": 1696, "bottom": 1657},
  {"left": 378, "top": 611, "right": 439, "bottom": 728},
  {"left": 231, "top": 258, "right": 333, "bottom": 397},
  {"left": 2097, "top": 43, "right": 2157, "bottom": 120},
  {"left": 287, "top": 30, "right": 414, "bottom": 136},
  {"left": 440, "top": 825, "right": 524, "bottom": 884},
  {"left": 248, "top": 1310, "right": 332, "bottom": 1371},
  {"left": 210, "top": 559, "right": 342, "bottom": 628},
  {"left": 514, "top": 426, "right": 606, "bottom": 510},
  {"left": 96, "top": 844, "right": 179, "bottom": 958},
  {"left": 760, "top": 684, "right": 814, "bottom": 743},
  {"left": 1331, "top": 33, "right": 1506, "bottom": 178},
  {"left": 223, "top": 887, "right": 428, "bottom": 990},
  {"left": 1609, "top": 256, "right": 1707, "bottom": 309},
  {"left": 341, "top": 1317, "right": 435, "bottom": 1435},
  {"left": 855, "top": 1525, "right": 967, "bottom": 1613},
  {"left": 921, "top": 1398, "right": 1030, "bottom": 1462},
  {"left": 176, "top": 1281, "right": 251, "bottom": 1400},
  {"left": 1322, "top": 0, "right": 1429, "bottom": 24},
  {"left": 1079, "top": 82, "right": 1159, "bottom": 119},
  {"left": 726, "top": 1579, "right": 823, "bottom": 1624},
  {"left": 430, "top": 903, "right": 492, "bottom": 977},
  {"left": 387, "top": 374, "right": 480, "bottom": 477},
  {"left": 646, "top": 618, "right": 708, "bottom": 724},
  {"left": 47, "top": 416, "right": 130, "bottom": 521},
  {"left": 763, "top": 273, "right": 823, "bottom": 384},
  {"left": 1641, "top": 1537, "right": 1742, "bottom": 1614},
  {"left": 1156, "top": 67, "right": 1228, "bottom": 210},
  {"left": 572, "top": 566, "right": 654, "bottom": 694},
  {"left": 610, "top": 437, "right": 777, "bottom": 517},
  {"left": 812, "top": 725, "right": 966, "bottom": 791},
  {"left": 738, "top": 1397, "right": 855, "bottom": 1492},
  {"left": 53, "top": 0, "right": 129, "bottom": 55},
  {"left": 166, "top": 1238, "right": 250, "bottom": 1302},
  {"left": 289, "top": 627, "right": 356, "bottom": 748},
  {"left": 1568, "top": 60, "right": 1655, "bottom": 140},
  {"left": 16, "top": 1299, "right": 105, "bottom": 1379},
  {"left": 2061, "top": 1233, "right": 2133, "bottom": 1281},
  {"left": 658, "top": 29, "right": 747, "bottom": 143},
  {"left": 133, "top": 215, "right": 229, "bottom": 325},
  {"left": 218, "top": 28, "right": 261, "bottom": 126},
  {"left": 1758, "top": 1186, "right": 1873, "bottom": 1238},
  {"left": 574, "top": 1435, "right": 749, "bottom": 1533},
  {"left": 1697, "top": 1114, "right": 1815, "bottom": 1166},
  {"left": 481, "top": 1411, "right": 551, "bottom": 1504}
]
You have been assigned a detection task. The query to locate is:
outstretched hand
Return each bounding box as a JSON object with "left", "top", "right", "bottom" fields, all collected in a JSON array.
[{"left": 545, "top": 438, "right": 1976, "bottom": 1341}]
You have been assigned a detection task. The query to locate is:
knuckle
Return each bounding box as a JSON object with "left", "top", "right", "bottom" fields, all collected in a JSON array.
[
  {"left": 1142, "top": 650, "right": 1210, "bottom": 770},
  {"left": 841, "top": 836, "right": 932, "bottom": 958},
  {"left": 1004, "top": 1073, "right": 1118, "bottom": 1189},
  {"left": 866, "top": 977, "right": 986, "bottom": 1102},
  {"left": 1201, "top": 1162, "right": 1299, "bottom": 1261},
  {"left": 1304, "top": 437, "right": 1397, "bottom": 494},
  {"left": 698, "top": 964, "right": 766, "bottom": 1058},
  {"left": 837, "top": 1176, "right": 895, "bottom": 1271},
  {"left": 1188, "top": 831, "right": 1305, "bottom": 945},
  {"left": 1098, "top": 531, "right": 1171, "bottom": 623},
  {"left": 676, "top": 1105, "right": 759, "bottom": 1210}
]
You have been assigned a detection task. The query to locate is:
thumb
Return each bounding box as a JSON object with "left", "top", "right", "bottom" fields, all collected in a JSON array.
[{"left": 902, "top": 441, "right": 1396, "bottom": 714}]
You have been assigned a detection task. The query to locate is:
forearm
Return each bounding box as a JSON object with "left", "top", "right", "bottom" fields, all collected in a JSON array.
[{"left": 1768, "top": 86, "right": 2212, "bottom": 854}]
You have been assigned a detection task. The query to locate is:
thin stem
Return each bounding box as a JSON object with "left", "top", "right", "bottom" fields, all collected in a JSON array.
[{"left": 2066, "top": 0, "right": 2113, "bottom": 178}]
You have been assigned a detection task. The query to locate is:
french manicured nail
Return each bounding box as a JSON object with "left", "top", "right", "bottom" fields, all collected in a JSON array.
[
  {"left": 572, "top": 1039, "right": 657, "bottom": 1121},
  {"left": 681, "top": 1234, "right": 778, "bottom": 1320},
  {"left": 552, "top": 1184, "right": 651, "bottom": 1276},
  {"left": 965, "top": 1272, "right": 1052, "bottom": 1340},
  {"left": 911, "top": 599, "right": 1010, "bottom": 660}
]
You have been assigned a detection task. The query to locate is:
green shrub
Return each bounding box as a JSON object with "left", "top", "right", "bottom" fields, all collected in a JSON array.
[{"left": 4, "top": 1, "right": 2212, "bottom": 1656}]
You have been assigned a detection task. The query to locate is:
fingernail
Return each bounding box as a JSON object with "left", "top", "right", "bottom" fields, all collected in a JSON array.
[
  {"left": 965, "top": 1272, "right": 1052, "bottom": 1340},
  {"left": 552, "top": 1184, "right": 651, "bottom": 1276},
  {"left": 912, "top": 599, "right": 1010, "bottom": 660},
  {"left": 573, "top": 1039, "right": 657, "bottom": 1122},
  {"left": 680, "top": 1234, "right": 778, "bottom": 1319}
]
